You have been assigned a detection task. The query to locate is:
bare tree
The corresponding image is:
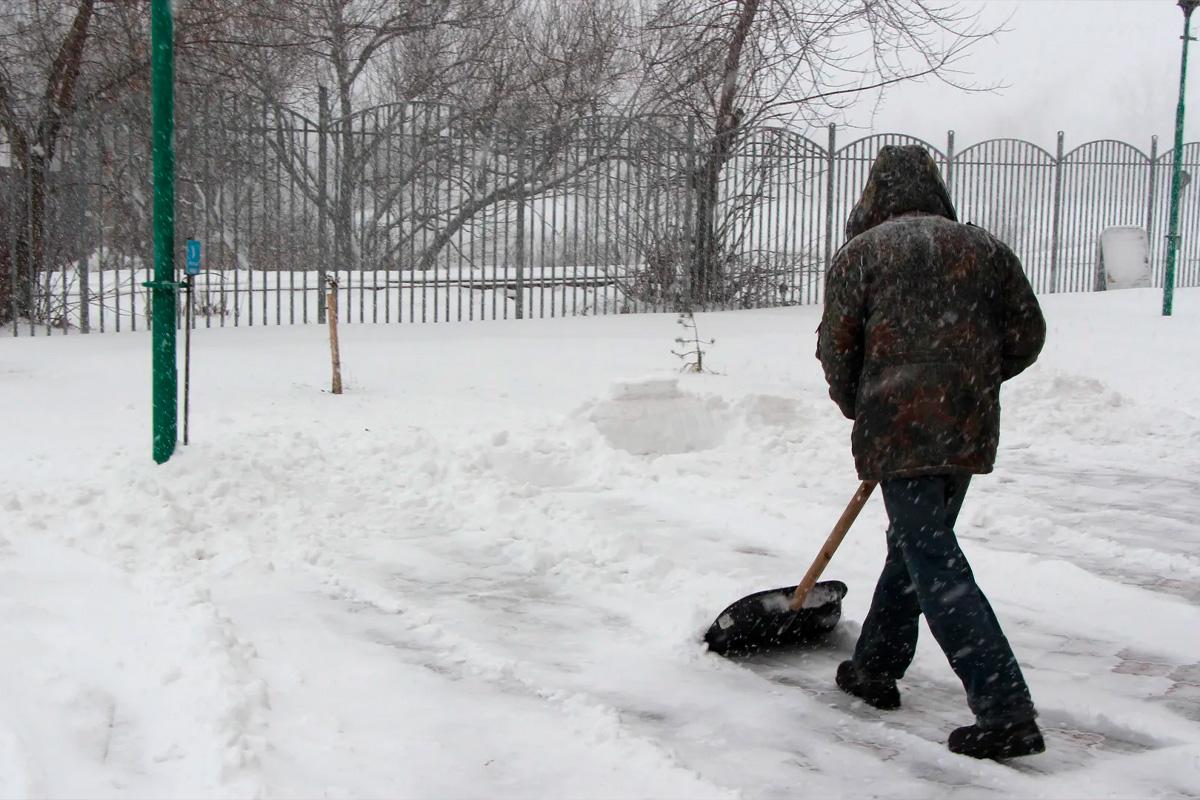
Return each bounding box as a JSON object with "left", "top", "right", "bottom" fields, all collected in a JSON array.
[
  {"left": 384, "top": 0, "right": 649, "bottom": 272},
  {"left": 246, "top": 0, "right": 516, "bottom": 271},
  {"left": 0, "top": 0, "right": 1002, "bottom": 325},
  {"left": 636, "top": 0, "right": 999, "bottom": 305},
  {"left": 214, "top": 0, "right": 652, "bottom": 278},
  {"left": 0, "top": 0, "right": 243, "bottom": 325},
  {"left": 0, "top": 0, "right": 101, "bottom": 323}
]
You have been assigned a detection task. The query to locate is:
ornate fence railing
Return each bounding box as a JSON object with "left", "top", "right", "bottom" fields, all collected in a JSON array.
[{"left": 3, "top": 90, "right": 1196, "bottom": 335}]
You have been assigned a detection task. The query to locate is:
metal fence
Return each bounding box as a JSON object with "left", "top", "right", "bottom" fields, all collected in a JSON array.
[{"left": 4, "top": 90, "right": 1198, "bottom": 335}]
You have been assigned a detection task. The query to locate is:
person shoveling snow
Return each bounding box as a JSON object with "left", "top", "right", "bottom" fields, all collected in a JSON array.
[{"left": 817, "top": 145, "right": 1048, "bottom": 760}]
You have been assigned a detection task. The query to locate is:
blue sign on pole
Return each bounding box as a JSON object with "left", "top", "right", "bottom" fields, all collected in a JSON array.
[{"left": 185, "top": 239, "right": 201, "bottom": 275}]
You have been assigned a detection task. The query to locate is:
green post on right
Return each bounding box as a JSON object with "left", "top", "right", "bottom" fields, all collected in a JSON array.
[{"left": 1164, "top": 0, "right": 1199, "bottom": 317}]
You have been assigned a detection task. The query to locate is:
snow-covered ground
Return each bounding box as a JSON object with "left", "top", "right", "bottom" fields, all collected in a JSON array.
[{"left": 1, "top": 288, "right": 1198, "bottom": 798}]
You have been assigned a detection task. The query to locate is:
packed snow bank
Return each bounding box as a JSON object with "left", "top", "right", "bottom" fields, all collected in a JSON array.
[
  {"left": 1, "top": 288, "right": 1199, "bottom": 798},
  {"left": 582, "top": 378, "right": 730, "bottom": 455}
]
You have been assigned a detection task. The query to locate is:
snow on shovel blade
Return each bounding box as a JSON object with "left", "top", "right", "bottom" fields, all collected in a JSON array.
[{"left": 703, "top": 580, "right": 848, "bottom": 657}]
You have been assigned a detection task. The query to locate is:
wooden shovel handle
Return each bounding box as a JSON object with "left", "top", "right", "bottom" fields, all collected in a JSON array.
[{"left": 789, "top": 481, "right": 878, "bottom": 611}]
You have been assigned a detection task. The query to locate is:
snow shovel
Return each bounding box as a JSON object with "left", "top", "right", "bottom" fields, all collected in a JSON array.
[{"left": 704, "top": 481, "right": 877, "bottom": 657}]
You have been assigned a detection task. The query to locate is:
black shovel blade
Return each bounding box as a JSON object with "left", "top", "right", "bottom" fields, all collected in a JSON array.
[{"left": 703, "top": 580, "right": 848, "bottom": 657}]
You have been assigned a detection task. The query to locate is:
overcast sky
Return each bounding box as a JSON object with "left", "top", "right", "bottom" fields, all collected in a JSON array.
[{"left": 830, "top": 0, "right": 1199, "bottom": 154}]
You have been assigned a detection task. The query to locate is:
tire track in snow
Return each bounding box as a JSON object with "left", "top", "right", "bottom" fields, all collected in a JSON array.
[
  {"left": 300, "top": 402, "right": 1044, "bottom": 796},
  {"left": 536, "top": 382, "right": 1200, "bottom": 795},
  {"left": 968, "top": 458, "right": 1200, "bottom": 603},
  {"left": 5, "top": 367, "right": 1196, "bottom": 797},
  {"left": 303, "top": 566, "right": 744, "bottom": 800},
  {"left": 147, "top": 422, "right": 741, "bottom": 797},
  {"left": 247, "top": 406, "right": 978, "bottom": 797}
]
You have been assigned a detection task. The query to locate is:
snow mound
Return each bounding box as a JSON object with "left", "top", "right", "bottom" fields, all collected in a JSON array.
[
  {"left": 733, "top": 394, "right": 805, "bottom": 429},
  {"left": 478, "top": 433, "right": 584, "bottom": 489},
  {"left": 580, "top": 378, "right": 728, "bottom": 456}
]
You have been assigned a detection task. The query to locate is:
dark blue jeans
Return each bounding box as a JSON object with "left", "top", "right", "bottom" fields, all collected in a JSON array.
[{"left": 852, "top": 475, "right": 1037, "bottom": 727}]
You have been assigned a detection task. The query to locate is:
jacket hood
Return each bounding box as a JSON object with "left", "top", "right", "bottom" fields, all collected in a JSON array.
[{"left": 845, "top": 145, "right": 957, "bottom": 241}]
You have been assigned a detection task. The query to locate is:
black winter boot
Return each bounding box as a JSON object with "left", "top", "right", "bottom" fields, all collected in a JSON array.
[
  {"left": 948, "top": 720, "right": 1045, "bottom": 759},
  {"left": 835, "top": 660, "right": 901, "bottom": 710}
]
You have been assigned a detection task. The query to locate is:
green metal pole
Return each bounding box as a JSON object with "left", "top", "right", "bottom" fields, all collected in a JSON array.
[
  {"left": 150, "top": 0, "right": 177, "bottom": 461},
  {"left": 1164, "top": 0, "right": 1198, "bottom": 317}
]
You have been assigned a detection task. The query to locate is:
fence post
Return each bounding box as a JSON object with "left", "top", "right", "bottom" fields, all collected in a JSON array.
[
  {"left": 1146, "top": 135, "right": 1161, "bottom": 282},
  {"left": 24, "top": 158, "right": 34, "bottom": 336},
  {"left": 77, "top": 138, "right": 90, "bottom": 334},
  {"left": 684, "top": 118, "right": 696, "bottom": 301},
  {"left": 317, "top": 85, "right": 329, "bottom": 324},
  {"left": 514, "top": 133, "right": 526, "bottom": 320},
  {"left": 1049, "top": 131, "right": 1065, "bottom": 293},
  {"left": 824, "top": 124, "right": 837, "bottom": 274},
  {"left": 945, "top": 130, "right": 956, "bottom": 197},
  {"left": 7, "top": 168, "right": 17, "bottom": 335}
]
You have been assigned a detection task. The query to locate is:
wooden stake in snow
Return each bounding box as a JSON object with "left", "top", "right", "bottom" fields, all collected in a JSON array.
[{"left": 326, "top": 277, "right": 343, "bottom": 394}]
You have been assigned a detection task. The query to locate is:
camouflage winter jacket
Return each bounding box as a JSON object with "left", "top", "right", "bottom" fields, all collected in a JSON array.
[{"left": 816, "top": 145, "right": 1046, "bottom": 480}]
